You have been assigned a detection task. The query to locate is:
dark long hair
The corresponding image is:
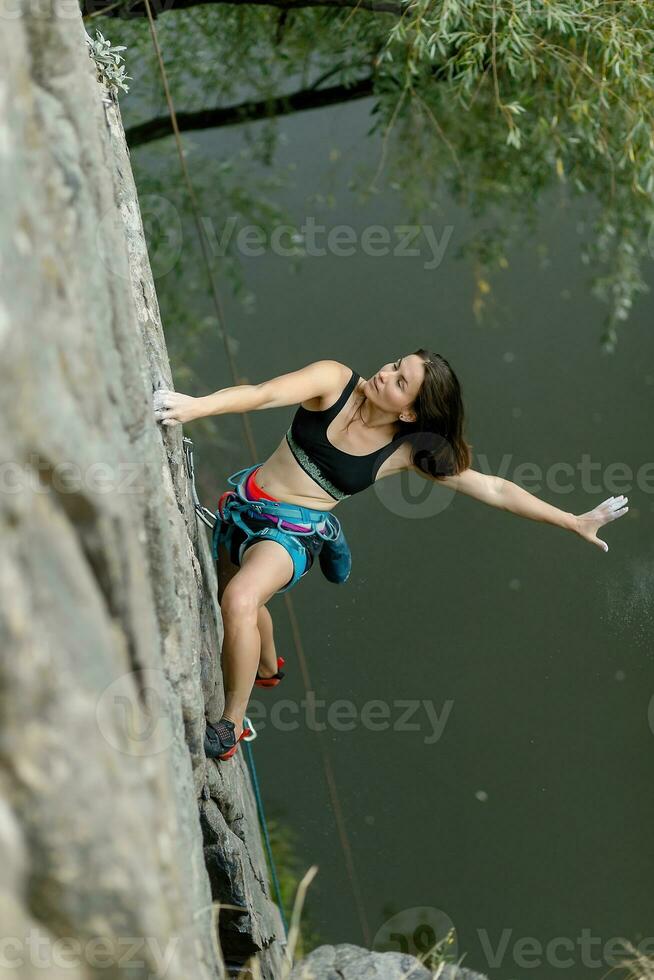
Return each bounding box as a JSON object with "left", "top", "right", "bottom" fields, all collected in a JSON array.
[{"left": 396, "top": 348, "right": 473, "bottom": 478}]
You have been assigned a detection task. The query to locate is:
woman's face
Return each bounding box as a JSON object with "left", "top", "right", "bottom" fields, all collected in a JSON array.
[{"left": 366, "top": 354, "right": 426, "bottom": 419}]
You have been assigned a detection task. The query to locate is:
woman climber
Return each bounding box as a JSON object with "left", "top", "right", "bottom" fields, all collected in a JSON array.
[{"left": 153, "top": 350, "right": 629, "bottom": 761}]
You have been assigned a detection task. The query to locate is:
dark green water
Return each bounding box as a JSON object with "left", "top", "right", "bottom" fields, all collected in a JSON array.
[{"left": 135, "top": 94, "right": 654, "bottom": 979}]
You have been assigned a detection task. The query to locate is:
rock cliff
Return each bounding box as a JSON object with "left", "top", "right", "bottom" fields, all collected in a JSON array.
[
  {"left": 0, "top": 6, "right": 491, "bottom": 980},
  {"left": 0, "top": 5, "right": 283, "bottom": 978}
]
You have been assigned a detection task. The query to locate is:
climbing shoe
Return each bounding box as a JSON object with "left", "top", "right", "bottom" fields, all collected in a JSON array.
[
  {"left": 318, "top": 518, "right": 352, "bottom": 584},
  {"left": 204, "top": 717, "right": 252, "bottom": 761},
  {"left": 255, "top": 656, "right": 286, "bottom": 688}
]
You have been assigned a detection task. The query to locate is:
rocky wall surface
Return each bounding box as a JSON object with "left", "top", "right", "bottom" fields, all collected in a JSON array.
[{"left": 0, "top": 5, "right": 284, "bottom": 978}]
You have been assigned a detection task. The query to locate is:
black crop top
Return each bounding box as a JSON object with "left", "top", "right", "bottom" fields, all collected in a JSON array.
[{"left": 285, "top": 368, "right": 409, "bottom": 500}]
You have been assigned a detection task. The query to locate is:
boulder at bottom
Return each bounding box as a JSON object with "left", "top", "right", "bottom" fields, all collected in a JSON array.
[{"left": 289, "top": 943, "right": 490, "bottom": 980}]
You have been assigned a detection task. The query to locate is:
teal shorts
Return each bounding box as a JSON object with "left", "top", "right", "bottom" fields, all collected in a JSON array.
[
  {"left": 211, "top": 464, "right": 337, "bottom": 595},
  {"left": 213, "top": 507, "right": 325, "bottom": 594}
]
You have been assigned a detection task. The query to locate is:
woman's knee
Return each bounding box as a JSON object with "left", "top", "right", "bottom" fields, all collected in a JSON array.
[{"left": 220, "top": 580, "right": 261, "bottom": 624}]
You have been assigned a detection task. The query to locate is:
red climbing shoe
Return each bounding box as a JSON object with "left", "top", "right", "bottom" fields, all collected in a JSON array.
[
  {"left": 254, "top": 656, "right": 286, "bottom": 688},
  {"left": 204, "top": 718, "right": 252, "bottom": 761}
]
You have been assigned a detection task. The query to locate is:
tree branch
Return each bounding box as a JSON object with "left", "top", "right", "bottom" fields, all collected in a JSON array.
[
  {"left": 83, "top": 0, "right": 403, "bottom": 19},
  {"left": 125, "top": 76, "right": 376, "bottom": 146}
]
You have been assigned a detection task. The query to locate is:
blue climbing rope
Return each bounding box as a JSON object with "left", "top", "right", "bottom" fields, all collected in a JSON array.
[{"left": 243, "top": 736, "right": 289, "bottom": 938}]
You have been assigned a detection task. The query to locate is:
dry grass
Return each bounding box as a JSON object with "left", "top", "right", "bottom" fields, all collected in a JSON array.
[
  {"left": 236, "top": 866, "right": 468, "bottom": 980},
  {"left": 615, "top": 943, "right": 654, "bottom": 980}
]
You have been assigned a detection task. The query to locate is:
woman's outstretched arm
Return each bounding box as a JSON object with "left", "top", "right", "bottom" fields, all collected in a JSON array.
[
  {"left": 153, "top": 360, "right": 345, "bottom": 425},
  {"left": 419, "top": 467, "right": 629, "bottom": 553}
]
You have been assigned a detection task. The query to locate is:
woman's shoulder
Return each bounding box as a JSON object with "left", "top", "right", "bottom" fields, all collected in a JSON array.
[
  {"left": 297, "top": 360, "right": 355, "bottom": 411},
  {"left": 310, "top": 360, "right": 356, "bottom": 388},
  {"left": 321, "top": 361, "right": 359, "bottom": 401}
]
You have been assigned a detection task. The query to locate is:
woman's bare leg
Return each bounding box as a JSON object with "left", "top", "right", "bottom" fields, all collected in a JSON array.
[
  {"left": 217, "top": 543, "right": 280, "bottom": 678},
  {"left": 256, "top": 605, "right": 279, "bottom": 677},
  {"left": 219, "top": 539, "right": 294, "bottom": 738}
]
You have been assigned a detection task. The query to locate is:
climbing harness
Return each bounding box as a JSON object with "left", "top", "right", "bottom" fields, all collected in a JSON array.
[
  {"left": 183, "top": 440, "right": 351, "bottom": 593},
  {"left": 221, "top": 463, "right": 342, "bottom": 540},
  {"left": 213, "top": 462, "right": 346, "bottom": 593},
  {"left": 182, "top": 444, "right": 351, "bottom": 583}
]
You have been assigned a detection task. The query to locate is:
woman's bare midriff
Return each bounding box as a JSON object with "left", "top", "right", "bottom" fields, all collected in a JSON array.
[
  {"left": 253, "top": 440, "right": 342, "bottom": 510},
  {"left": 252, "top": 436, "right": 411, "bottom": 510}
]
